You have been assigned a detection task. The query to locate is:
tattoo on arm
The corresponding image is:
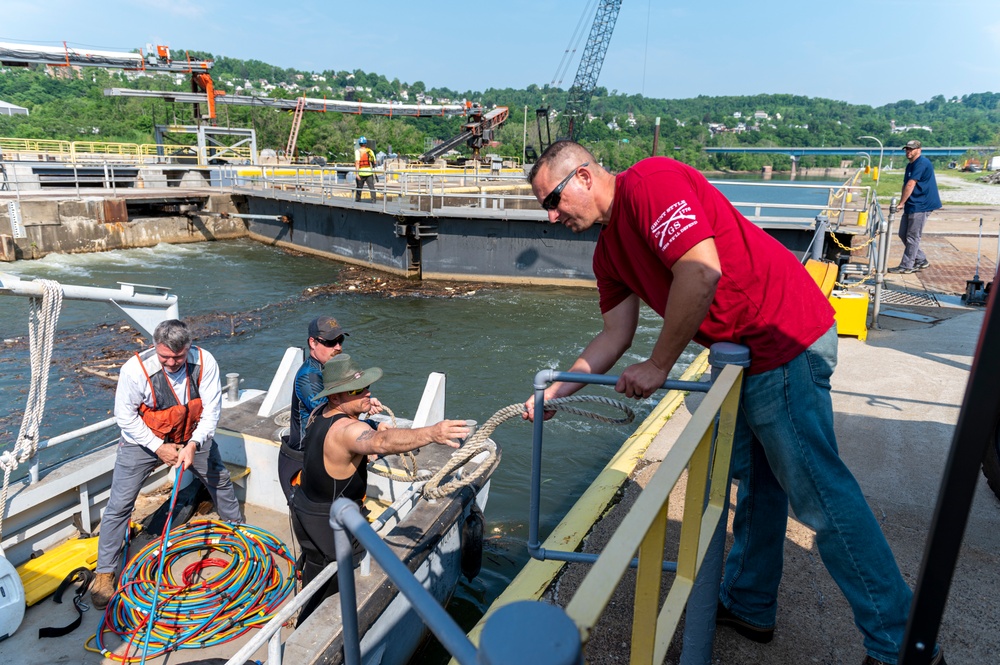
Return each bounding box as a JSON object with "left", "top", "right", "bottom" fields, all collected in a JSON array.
[{"left": 356, "top": 429, "right": 376, "bottom": 444}]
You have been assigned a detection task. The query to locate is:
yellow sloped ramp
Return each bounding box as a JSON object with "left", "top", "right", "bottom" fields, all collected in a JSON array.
[{"left": 16, "top": 536, "right": 99, "bottom": 606}]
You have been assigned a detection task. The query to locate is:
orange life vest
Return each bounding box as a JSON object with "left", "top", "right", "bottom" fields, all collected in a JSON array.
[
  {"left": 357, "top": 150, "right": 372, "bottom": 169},
  {"left": 135, "top": 347, "right": 205, "bottom": 444}
]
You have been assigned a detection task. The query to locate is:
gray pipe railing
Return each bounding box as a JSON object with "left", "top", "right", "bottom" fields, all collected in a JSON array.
[
  {"left": 871, "top": 197, "right": 898, "bottom": 330},
  {"left": 330, "top": 498, "right": 585, "bottom": 665},
  {"left": 526, "top": 370, "right": 711, "bottom": 565},
  {"left": 528, "top": 344, "right": 749, "bottom": 665}
]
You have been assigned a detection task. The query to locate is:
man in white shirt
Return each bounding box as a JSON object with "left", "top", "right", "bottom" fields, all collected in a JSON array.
[{"left": 91, "top": 319, "right": 243, "bottom": 609}]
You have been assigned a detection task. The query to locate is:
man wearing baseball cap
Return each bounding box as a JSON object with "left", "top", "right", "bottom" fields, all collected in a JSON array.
[
  {"left": 279, "top": 316, "right": 380, "bottom": 502},
  {"left": 889, "top": 139, "right": 941, "bottom": 274},
  {"left": 289, "top": 354, "right": 469, "bottom": 623}
]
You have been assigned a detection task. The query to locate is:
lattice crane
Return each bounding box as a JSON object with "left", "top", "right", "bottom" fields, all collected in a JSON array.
[
  {"left": 534, "top": 0, "right": 623, "bottom": 154},
  {"left": 564, "top": 0, "right": 623, "bottom": 140}
]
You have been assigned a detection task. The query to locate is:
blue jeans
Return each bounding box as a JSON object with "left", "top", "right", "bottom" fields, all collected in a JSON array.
[
  {"left": 898, "top": 210, "right": 930, "bottom": 269},
  {"left": 719, "top": 325, "right": 912, "bottom": 663},
  {"left": 96, "top": 438, "right": 243, "bottom": 574}
]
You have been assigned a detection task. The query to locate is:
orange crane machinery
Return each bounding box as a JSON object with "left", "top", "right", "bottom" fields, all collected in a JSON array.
[{"left": 0, "top": 40, "right": 218, "bottom": 121}]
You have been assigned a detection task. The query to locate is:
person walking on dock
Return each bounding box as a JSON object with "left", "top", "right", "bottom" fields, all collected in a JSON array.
[
  {"left": 889, "top": 139, "right": 941, "bottom": 274},
  {"left": 354, "top": 136, "right": 377, "bottom": 203},
  {"left": 524, "top": 140, "right": 942, "bottom": 665},
  {"left": 91, "top": 319, "right": 243, "bottom": 610}
]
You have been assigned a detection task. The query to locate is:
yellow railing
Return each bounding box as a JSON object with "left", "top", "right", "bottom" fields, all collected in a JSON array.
[
  {"left": 824, "top": 169, "right": 870, "bottom": 227},
  {"left": 0, "top": 136, "right": 253, "bottom": 164},
  {"left": 563, "top": 363, "right": 744, "bottom": 664},
  {"left": 0, "top": 137, "right": 73, "bottom": 155}
]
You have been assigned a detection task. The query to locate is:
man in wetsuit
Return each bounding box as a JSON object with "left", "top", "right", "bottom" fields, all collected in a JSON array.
[
  {"left": 91, "top": 319, "right": 243, "bottom": 609},
  {"left": 289, "top": 354, "right": 469, "bottom": 624}
]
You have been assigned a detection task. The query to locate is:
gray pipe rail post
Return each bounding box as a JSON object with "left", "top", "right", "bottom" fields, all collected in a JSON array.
[
  {"left": 329, "top": 499, "right": 479, "bottom": 665},
  {"left": 478, "top": 600, "right": 582, "bottom": 665},
  {"left": 871, "top": 197, "right": 898, "bottom": 330},
  {"left": 679, "top": 342, "right": 750, "bottom": 665},
  {"left": 812, "top": 214, "right": 829, "bottom": 261},
  {"left": 331, "top": 501, "right": 363, "bottom": 665}
]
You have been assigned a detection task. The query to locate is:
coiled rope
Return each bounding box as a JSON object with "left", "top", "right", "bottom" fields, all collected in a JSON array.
[
  {"left": 90, "top": 519, "right": 296, "bottom": 662},
  {"left": 0, "top": 279, "right": 62, "bottom": 540},
  {"left": 422, "top": 395, "right": 635, "bottom": 500}
]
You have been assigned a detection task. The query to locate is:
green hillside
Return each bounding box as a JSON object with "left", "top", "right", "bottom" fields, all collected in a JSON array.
[{"left": 1, "top": 51, "right": 998, "bottom": 171}]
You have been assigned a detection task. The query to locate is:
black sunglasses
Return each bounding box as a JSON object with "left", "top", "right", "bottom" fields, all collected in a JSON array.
[
  {"left": 541, "top": 162, "right": 589, "bottom": 211},
  {"left": 347, "top": 385, "right": 370, "bottom": 396},
  {"left": 315, "top": 335, "right": 345, "bottom": 348}
]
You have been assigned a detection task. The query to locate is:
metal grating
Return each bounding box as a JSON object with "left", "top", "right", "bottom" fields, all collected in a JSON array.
[{"left": 879, "top": 289, "right": 939, "bottom": 307}]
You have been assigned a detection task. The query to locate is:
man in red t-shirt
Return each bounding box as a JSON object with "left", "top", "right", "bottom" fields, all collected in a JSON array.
[{"left": 524, "top": 141, "right": 933, "bottom": 665}]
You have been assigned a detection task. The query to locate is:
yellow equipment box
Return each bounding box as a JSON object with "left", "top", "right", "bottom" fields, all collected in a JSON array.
[
  {"left": 16, "top": 536, "right": 99, "bottom": 606},
  {"left": 830, "top": 291, "right": 869, "bottom": 341}
]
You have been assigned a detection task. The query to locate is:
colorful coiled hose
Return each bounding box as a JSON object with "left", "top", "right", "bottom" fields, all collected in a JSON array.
[{"left": 93, "top": 519, "right": 296, "bottom": 662}]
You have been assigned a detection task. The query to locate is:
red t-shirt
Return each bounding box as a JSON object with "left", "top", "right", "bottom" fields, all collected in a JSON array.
[{"left": 594, "top": 157, "right": 835, "bottom": 375}]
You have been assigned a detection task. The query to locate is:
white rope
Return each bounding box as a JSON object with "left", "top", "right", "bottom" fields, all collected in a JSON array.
[
  {"left": 422, "top": 395, "right": 635, "bottom": 500},
  {"left": 0, "top": 279, "right": 63, "bottom": 539}
]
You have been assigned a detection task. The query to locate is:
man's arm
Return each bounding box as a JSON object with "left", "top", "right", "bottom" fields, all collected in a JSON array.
[
  {"left": 337, "top": 419, "right": 469, "bottom": 457},
  {"left": 617, "top": 238, "right": 721, "bottom": 399},
  {"left": 523, "top": 294, "right": 639, "bottom": 421},
  {"left": 115, "top": 358, "right": 162, "bottom": 451},
  {"left": 296, "top": 368, "right": 326, "bottom": 415},
  {"left": 899, "top": 179, "right": 917, "bottom": 208},
  {"left": 188, "top": 350, "right": 221, "bottom": 447}
]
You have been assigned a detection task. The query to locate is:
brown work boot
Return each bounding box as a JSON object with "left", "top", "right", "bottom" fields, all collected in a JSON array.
[{"left": 90, "top": 571, "right": 117, "bottom": 610}]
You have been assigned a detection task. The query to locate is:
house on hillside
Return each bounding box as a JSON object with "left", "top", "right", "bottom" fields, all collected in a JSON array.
[
  {"left": 0, "top": 99, "right": 29, "bottom": 116},
  {"left": 890, "top": 119, "right": 932, "bottom": 134}
]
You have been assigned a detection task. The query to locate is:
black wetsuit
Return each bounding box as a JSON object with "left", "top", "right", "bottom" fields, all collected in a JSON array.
[{"left": 290, "top": 411, "right": 373, "bottom": 624}]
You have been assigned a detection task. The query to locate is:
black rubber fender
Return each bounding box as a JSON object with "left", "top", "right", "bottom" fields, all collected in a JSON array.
[{"left": 460, "top": 502, "right": 485, "bottom": 581}]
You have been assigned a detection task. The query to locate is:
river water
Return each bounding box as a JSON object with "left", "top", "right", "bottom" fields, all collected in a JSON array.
[
  {"left": 0, "top": 238, "right": 699, "bottom": 642},
  {"left": 0, "top": 175, "right": 840, "bottom": 657}
]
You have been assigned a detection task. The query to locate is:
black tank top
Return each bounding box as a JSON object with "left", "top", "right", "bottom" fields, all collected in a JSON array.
[{"left": 300, "top": 411, "right": 370, "bottom": 507}]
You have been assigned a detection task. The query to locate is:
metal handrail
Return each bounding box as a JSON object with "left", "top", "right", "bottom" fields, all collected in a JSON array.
[
  {"left": 330, "top": 499, "right": 481, "bottom": 665},
  {"left": 27, "top": 417, "right": 118, "bottom": 483},
  {"left": 564, "top": 362, "right": 745, "bottom": 664},
  {"left": 526, "top": 371, "right": 710, "bottom": 566},
  {"left": 224, "top": 558, "right": 342, "bottom": 665}
]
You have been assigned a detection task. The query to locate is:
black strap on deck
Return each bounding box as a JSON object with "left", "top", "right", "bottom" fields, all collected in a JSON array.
[{"left": 38, "top": 567, "right": 94, "bottom": 639}]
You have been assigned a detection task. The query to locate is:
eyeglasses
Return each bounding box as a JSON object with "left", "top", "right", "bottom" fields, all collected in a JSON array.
[
  {"left": 347, "top": 385, "right": 370, "bottom": 396},
  {"left": 316, "top": 335, "right": 345, "bottom": 348},
  {"left": 541, "top": 162, "right": 589, "bottom": 211}
]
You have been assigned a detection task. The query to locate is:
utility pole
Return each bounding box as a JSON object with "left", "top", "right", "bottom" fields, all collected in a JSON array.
[
  {"left": 522, "top": 105, "right": 528, "bottom": 166},
  {"left": 652, "top": 117, "right": 660, "bottom": 157}
]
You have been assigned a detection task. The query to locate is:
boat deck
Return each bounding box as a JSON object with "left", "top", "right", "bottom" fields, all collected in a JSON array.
[{"left": 5, "top": 501, "right": 295, "bottom": 665}]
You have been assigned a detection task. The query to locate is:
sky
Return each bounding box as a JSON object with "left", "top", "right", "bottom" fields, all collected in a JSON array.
[{"left": 3, "top": 0, "right": 999, "bottom": 107}]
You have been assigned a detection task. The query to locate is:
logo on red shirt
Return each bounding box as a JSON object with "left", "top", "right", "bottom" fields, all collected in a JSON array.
[{"left": 652, "top": 200, "right": 697, "bottom": 251}]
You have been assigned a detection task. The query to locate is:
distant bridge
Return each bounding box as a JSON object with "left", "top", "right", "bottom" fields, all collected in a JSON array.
[{"left": 703, "top": 146, "right": 995, "bottom": 157}]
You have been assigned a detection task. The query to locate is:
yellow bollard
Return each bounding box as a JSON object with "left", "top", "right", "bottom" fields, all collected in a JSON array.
[
  {"left": 872, "top": 167, "right": 879, "bottom": 181},
  {"left": 857, "top": 210, "right": 868, "bottom": 226},
  {"left": 846, "top": 192, "right": 853, "bottom": 203}
]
